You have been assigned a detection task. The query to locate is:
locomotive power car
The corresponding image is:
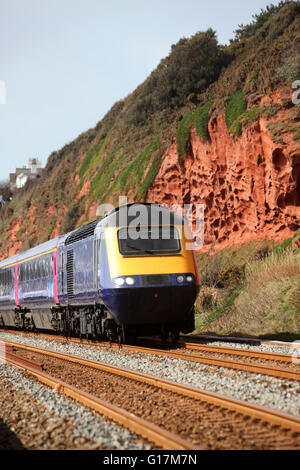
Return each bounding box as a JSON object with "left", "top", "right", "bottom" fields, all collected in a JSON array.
[{"left": 0, "top": 203, "right": 200, "bottom": 343}]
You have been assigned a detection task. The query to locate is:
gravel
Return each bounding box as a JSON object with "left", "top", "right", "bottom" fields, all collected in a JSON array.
[
  {"left": 0, "top": 332, "right": 299, "bottom": 419},
  {"left": 0, "top": 362, "right": 152, "bottom": 450},
  {"left": 182, "top": 334, "right": 300, "bottom": 355}
]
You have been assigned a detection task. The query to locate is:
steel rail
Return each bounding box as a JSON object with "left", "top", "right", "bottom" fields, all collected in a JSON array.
[
  {"left": 3, "top": 339, "right": 300, "bottom": 434},
  {"left": 0, "top": 329, "right": 299, "bottom": 381},
  {"left": 178, "top": 341, "right": 295, "bottom": 363},
  {"left": 115, "top": 343, "right": 300, "bottom": 381},
  {"left": 4, "top": 350, "right": 201, "bottom": 450},
  {"left": 3, "top": 344, "right": 43, "bottom": 371}
]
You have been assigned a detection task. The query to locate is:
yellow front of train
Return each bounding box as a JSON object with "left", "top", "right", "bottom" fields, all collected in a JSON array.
[{"left": 99, "top": 214, "right": 200, "bottom": 339}]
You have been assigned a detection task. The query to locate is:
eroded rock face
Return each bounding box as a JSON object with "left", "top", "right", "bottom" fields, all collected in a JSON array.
[{"left": 147, "top": 105, "right": 300, "bottom": 251}]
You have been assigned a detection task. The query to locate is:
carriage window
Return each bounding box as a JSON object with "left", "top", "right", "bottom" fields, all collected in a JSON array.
[
  {"left": 44, "top": 258, "right": 49, "bottom": 277},
  {"left": 38, "top": 259, "right": 43, "bottom": 278}
]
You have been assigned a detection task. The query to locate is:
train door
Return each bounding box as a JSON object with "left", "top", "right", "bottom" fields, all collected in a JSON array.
[{"left": 93, "top": 232, "right": 104, "bottom": 290}]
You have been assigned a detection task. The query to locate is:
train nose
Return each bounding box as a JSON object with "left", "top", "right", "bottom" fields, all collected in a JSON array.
[{"left": 102, "top": 284, "right": 198, "bottom": 325}]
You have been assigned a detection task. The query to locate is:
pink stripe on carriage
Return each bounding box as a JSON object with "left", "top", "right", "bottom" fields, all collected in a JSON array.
[
  {"left": 53, "top": 251, "right": 59, "bottom": 304},
  {"left": 14, "top": 265, "right": 19, "bottom": 306}
]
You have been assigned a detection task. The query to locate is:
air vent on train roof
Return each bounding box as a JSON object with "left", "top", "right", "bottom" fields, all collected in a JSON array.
[{"left": 65, "top": 220, "right": 99, "bottom": 246}]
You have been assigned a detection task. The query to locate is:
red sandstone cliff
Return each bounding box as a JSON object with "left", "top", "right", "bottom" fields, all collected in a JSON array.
[{"left": 146, "top": 94, "right": 300, "bottom": 251}]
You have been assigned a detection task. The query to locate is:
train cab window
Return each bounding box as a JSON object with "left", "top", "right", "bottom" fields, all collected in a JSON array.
[{"left": 118, "top": 226, "right": 181, "bottom": 256}]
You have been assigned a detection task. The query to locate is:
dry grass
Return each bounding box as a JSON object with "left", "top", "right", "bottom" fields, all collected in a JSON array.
[
  {"left": 195, "top": 239, "right": 300, "bottom": 337},
  {"left": 245, "top": 249, "right": 300, "bottom": 285},
  {"left": 232, "top": 249, "right": 300, "bottom": 334},
  {"left": 196, "top": 286, "right": 224, "bottom": 311}
]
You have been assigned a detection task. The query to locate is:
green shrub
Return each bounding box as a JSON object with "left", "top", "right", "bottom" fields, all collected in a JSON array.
[
  {"left": 225, "top": 90, "right": 246, "bottom": 135},
  {"left": 177, "top": 101, "right": 213, "bottom": 162},
  {"left": 126, "top": 29, "right": 231, "bottom": 126},
  {"left": 234, "top": 1, "right": 299, "bottom": 41}
]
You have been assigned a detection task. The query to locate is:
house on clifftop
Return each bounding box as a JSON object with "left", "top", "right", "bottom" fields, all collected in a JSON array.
[{"left": 9, "top": 158, "right": 44, "bottom": 190}]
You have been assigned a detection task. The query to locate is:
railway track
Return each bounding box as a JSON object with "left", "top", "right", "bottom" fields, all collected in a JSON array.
[
  {"left": 118, "top": 341, "right": 300, "bottom": 381},
  {"left": 1, "top": 339, "right": 300, "bottom": 449},
  {"left": 0, "top": 328, "right": 299, "bottom": 381},
  {"left": 2, "top": 342, "right": 198, "bottom": 451}
]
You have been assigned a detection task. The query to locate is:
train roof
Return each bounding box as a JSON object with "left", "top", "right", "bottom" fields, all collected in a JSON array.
[
  {"left": 97, "top": 203, "right": 185, "bottom": 228},
  {"left": 64, "top": 203, "right": 185, "bottom": 245},
  {"left": 0, "top": 203, "right": 185, "bottom": 268},
  {"left": 0, "top": 234, "right": 67, "bottom": 269}
]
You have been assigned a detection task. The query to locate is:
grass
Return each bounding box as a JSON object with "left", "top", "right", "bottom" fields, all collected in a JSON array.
[
  {"left": 177, "top": 101, "right": 213, "bottom": 162},
  {"left": 136, "top": 149, "right": 162, "bottom": 201},
  {"left": 79, "top": 140, "right": 106, "bottom": 188},
  {"left": 89, "top": 144, "right": 126, "bottom": 201},
  {"left": 88, "top": 136, "right": 161, "bottom": 204},
  {"left": 194, "top": 234, "right": 300, "bottom": 337},
  {"left": 225, "top": 90, "right": 246, "bottom": 136},
  {"left": 266, "top": 120, "right": 300, "bottom": 144},
  {"left": 228, "top": 106, "right": 262, "bottom": 136}
]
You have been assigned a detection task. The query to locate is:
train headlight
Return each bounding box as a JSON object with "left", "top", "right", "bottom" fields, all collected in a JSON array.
[
  {"left": 114, "top": 277, "right": 125, "bottom": 286},
  {"left": 186, "top": 275, "right": 194, "bottom": 283},
  {"left": 125, "top": 277, "right": 135, "bottom": 285},
  {"left": 176, "top": 275, "right": 185, "bottom": 283}
]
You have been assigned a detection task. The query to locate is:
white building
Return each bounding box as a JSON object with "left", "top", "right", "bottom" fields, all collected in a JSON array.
[{"left": 10, "top": 158, "right": 44, "bottom": 190}]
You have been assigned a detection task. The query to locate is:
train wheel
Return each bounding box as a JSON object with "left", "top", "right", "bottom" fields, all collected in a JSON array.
[
  {"left": 118, "top": 325, "right": 126, "bottom": 345},
  {"left": 160, "top": 325, "right": 169, "bottom": 342},
  {"left": 170, "top": 330, "right": 180, "bottom": 343}
]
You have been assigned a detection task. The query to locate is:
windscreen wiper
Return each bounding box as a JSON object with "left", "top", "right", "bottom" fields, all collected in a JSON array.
[{"left": 125, "top": 243, "right": 154, "bottom": 255}]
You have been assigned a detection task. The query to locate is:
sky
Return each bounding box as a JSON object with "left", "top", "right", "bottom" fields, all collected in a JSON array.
[{"left": 0, "top": 0, "right": 282, "bottom": 181}]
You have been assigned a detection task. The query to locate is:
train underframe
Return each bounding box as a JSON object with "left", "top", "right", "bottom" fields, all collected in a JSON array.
[{"left": 0, "top": 304, "right": 195, "bottom": 344}]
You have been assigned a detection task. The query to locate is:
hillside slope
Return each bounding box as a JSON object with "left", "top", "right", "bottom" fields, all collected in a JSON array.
[{"left": 0, "top": 1, "right": 299, "bottom": 261}]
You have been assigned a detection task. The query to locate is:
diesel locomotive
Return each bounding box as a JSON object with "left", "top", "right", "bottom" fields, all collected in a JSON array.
[{"left": 0, "top": 203, "right": 200, "bottom": 343}]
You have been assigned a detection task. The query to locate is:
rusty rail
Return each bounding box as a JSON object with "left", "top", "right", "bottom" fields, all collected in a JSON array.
[
  {"left": 2, "top": 344, "right": 43, "bottom": 371},
  {"left": 3, "top": 339, "right": 300, "bottom": 434},
  {"left": 3, "top": 343, "right": 201, "bottom": 450},
  {"left": 0, "top": 328, "right": 299, "bottom": 381}
]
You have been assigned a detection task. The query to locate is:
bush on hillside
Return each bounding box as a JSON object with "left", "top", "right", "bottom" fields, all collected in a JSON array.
[
  {"left": 127, "top": 29, "right": 232, "bottom": 126},
  {"left": 233, "top": 1, "right": 299, "bottom": 41}
]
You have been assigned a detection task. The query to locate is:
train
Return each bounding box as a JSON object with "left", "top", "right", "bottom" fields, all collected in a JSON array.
[{"left": 0, "top": 203, "right": 200, "bottom": 343}]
